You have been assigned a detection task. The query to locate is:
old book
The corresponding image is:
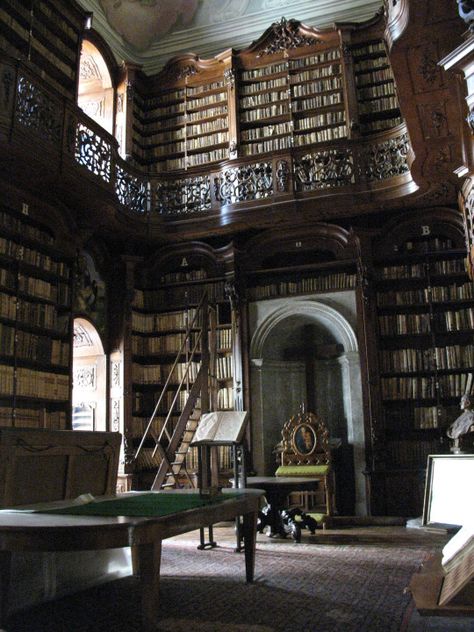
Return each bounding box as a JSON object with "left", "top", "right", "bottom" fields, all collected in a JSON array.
[{"left": 192, "top": 411, "right": 248, "bottom": 444}]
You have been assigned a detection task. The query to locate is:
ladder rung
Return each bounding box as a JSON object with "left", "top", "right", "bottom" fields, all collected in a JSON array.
[{"left": 162, "top": 482, "right": 175, "bottom": 488}]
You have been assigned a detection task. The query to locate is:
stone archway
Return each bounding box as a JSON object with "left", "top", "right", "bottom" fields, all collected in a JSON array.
[{"left": 249, "top": 297, "right": 367, "bottom": 515}]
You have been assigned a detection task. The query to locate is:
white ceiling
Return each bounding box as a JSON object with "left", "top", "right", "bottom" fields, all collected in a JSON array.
[{"left": 77, "top": 0, "right": 383, "bottom": 74}]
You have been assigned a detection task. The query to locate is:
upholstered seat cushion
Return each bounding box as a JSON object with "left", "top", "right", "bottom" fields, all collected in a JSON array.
[{"left": 275, "top": 465, "right": 329, "bottom": 477}]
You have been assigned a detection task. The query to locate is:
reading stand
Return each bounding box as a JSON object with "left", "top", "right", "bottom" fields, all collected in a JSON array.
[{"left": 191, "top": 411, "right": 249, "bottom": 550}]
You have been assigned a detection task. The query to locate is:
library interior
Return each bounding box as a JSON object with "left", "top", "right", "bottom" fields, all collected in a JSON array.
[{"left": 0, "top": 0, "right": 474, "bottom": 630}]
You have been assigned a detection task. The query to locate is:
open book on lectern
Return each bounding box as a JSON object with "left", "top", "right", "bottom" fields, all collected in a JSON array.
[{"left": 192, "top": 411, "right": 248, "bottom": 444}]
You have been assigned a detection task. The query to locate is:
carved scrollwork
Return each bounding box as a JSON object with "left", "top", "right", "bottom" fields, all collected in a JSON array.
[
  {"left": 458, "top": 0, "right": 474, "bottom": 31},
  {"left": 173, "top": 65, "right": 198, "bottom": 81},
  {"left": 364, "top": 132, "right": 410, "bottom": 181},
  {"left": 15, "top": 76, "right": 62, "bottom": 143},
  {"left": 213, "top": 162, "right": 273, "bottom": 205},
  {"left": 73, "top": 365, "right": 96, "bottom": 390},
  {"left": 155, "top": 176, "right": 211, "bottom": 215},
  {"left": 467, "top": 108, "right": 474, "bottom": 134},
  {"left": 257, "top": 17, "right": 317, "bottom": 57},
  {"left": 224, "top": 68, "right": 235, "bottom": 87},
  {"left": 293, "top": 148, "right": 355, "bottom": 191},
  {"left": 75, "top": 122, "right": 112, "bottom": 183},
  {"left": 116, "top": 165, "right": 149, "bottom": 214},
  {"left": 112, "top": 399, "right": 120, "bottom": 432},
  {"left": 276, "top": 159, "right": 290, "bottom": 192},
  {"left": 73, "top": 322, "right": 93, "bottom": 347},
  {"left": 112, "top": 361, "right": 121, "bottom": 388}
]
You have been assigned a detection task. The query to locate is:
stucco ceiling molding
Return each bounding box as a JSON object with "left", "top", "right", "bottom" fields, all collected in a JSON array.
[{"left": 77, "top": 0, "right": 382, "bottom": 73}]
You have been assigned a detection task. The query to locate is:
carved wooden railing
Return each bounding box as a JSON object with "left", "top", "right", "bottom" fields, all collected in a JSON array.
[{"left": 0, "top": 52, "right": 416, "bottom": 225}]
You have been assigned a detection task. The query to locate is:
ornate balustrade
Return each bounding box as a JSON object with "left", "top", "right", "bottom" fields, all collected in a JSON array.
[{"left": 0, "top": 53, "right": 415, "bottom": 227}]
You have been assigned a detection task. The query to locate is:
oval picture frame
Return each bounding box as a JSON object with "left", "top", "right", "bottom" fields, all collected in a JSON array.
[{"left": 292, "top": 423, "right": 317, "bottom": 456}]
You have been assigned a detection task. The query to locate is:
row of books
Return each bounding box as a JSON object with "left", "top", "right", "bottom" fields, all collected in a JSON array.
[
  {"left": 132, "top": 332, "right": 199, "bottom": 355},
  {"left": 291, "top": 77, "right": 342, "bottom": 98},
  {"left": 240, "top": 103, "right": 289, "bottom": 123},
  {"left": 0, "top": 406, "right": 67, "bottom": 429},
  {"left": 132, "top": 283, "right": 226, "bottom": 310},
  {"left": 291, "top": 63, "right": 341, "bottom": 82},
  {"left": 295, "top": 110, "right": 345, "bottom": 131},
  {"left": 358, "top": 95, "right": 399, "bottom": 114},
  {"left": 248, "top": 273, "right": 357, "bottom": 300},
  {"left": 185, "top": 445, "right": 233, "bottom": 470},
  {"left": 132, "top": 361, "right": 201, "bottom": 385},
  {"left": 413, "top": 406, "right": 441, "bottom": 429},
  {"left": 379, "top": 344, "right": 474, "bottom": 373},
  {"left": 0, "top": 365, "right": 69, "bottom": 400},
  {"left": 355, "top": 67, "right": 394, "bottom": 86},
  {"left": 0, "top": 323, "right": 69, "bottom": 365},
  {"left": 377, "top": 282, "right": 474, "bottom": 306},
  {"left": 294, "top": 124, "right": 347, "bottom": 146},
  {"left": 133, "top": 388, "right": 190, "bottom": 415},
  {"left": 128, "top": 415, "right": 171, "bottom": 438},
  {"left": 241, "top": 121, "right": 292, "bottom": 140},
  {"left": 240, "top": 90, "right": 289, "bottom": 110},
  {"left": 216, "top": 354, "right": 233, "bottom": 380},
  {"left": 380, "top": 257, "right": 465, "bottom": 280},
  {"left": 357, "top": 82, "right": 395, "bottom": 101},
  {"left": 293, "top": 91, "right": 343, "bottom": 111},
  {"left": 130, "top": 310, "right": 201, "bottom": 334},
  {"left": 0, "top": 210, "right": 53, "bottom": 246},
  {"left": 352, "top": 41, "right": 387, "bottom": 58},
  {"left": 381, "top": 373, "right": 474, "bottom": 400},
  {"left": 385, "top": 438, "right": 441, "bottom": 468},
  {"left": 159, "top": 270, "right": 207, "bottom": 284},
  {"left": 361, "top": 116, "right": 403, "bottom": 132},
  {"left": 0, "top": 293, "right": 64, "bottom": 331},
  {"left": 241, "top": 77, "right": 288, "bottom": 95},
  {"left": 0, "top": 238, "right": 69, "bottom": 277},
  {"left": 379, "top": 307, "right": 474, "bottom": 336},
  {"left": 241, "top": 135, "right": 292, "bottom": 154}
]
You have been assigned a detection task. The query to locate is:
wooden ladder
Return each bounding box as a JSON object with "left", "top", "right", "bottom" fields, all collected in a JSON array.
[{"left": 134, "top": 292, "right": 214, "bottom": 490}]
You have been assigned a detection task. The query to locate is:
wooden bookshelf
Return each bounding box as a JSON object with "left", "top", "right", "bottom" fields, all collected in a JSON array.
[
  {"left": 351, "top": 39, "right": 403, "bottom": 134},
  {"left": 372, "top": 229, "right": 473, "bottom": 511},
  {"left": 124, "top": 18, "right": 404, "bottom": 171},
  {"left": 129, "top": 245, "right": 238, "bottom": 479},
  {"left": 0, "top": 201, "right": 73, "bottom": 431},
  {"left": 0, "top": 0, "right": 87, "bottom": 100}
]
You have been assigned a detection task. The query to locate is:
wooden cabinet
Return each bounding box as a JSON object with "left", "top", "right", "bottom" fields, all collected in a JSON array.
[{"left": 0, "top": 199, "right": 73, "bottom": 431}]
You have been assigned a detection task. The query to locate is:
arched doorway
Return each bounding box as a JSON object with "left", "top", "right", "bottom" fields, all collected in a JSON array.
[
  {"left": 78, "top": 40, "right": 114, "bottom": 135},
  {"left": 72, "top": 318, "right": 107, "bottom": 432},
  {"left": 249, "top": 297, "right": 367, "bottom": 515}
]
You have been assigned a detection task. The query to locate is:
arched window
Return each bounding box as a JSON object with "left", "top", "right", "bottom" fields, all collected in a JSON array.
[{"left": 78, "top": 40, "right": 114, "bottom": 136}]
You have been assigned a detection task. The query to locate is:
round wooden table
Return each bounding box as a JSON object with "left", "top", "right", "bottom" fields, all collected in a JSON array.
[{"left": 245, "top": 476, "right": 319, "bottom": 541}]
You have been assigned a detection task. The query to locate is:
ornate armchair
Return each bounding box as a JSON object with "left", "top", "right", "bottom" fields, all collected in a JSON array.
[{"left": 275, "top": 410, "right": 336, "bottom": 525}]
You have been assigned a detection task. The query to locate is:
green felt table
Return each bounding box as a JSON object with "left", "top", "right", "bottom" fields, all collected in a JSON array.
[{"left": 0, "top": 489, "right": 264, "bottom": 632}]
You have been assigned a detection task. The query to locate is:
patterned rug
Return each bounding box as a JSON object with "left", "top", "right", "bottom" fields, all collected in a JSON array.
[{"left": 2, "top": 528, "right": 457, "bottom": 632}]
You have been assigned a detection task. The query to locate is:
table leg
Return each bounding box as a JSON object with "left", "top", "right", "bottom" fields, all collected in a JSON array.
[
  {"left": 0, "top": 551, "right": 11, "bottom": 627},
  {"left": 131, "top": 540, "right": 162, "bottom": 632},
  {"left": 241, "top": 511, "right": 257, "bottom": 583}
]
